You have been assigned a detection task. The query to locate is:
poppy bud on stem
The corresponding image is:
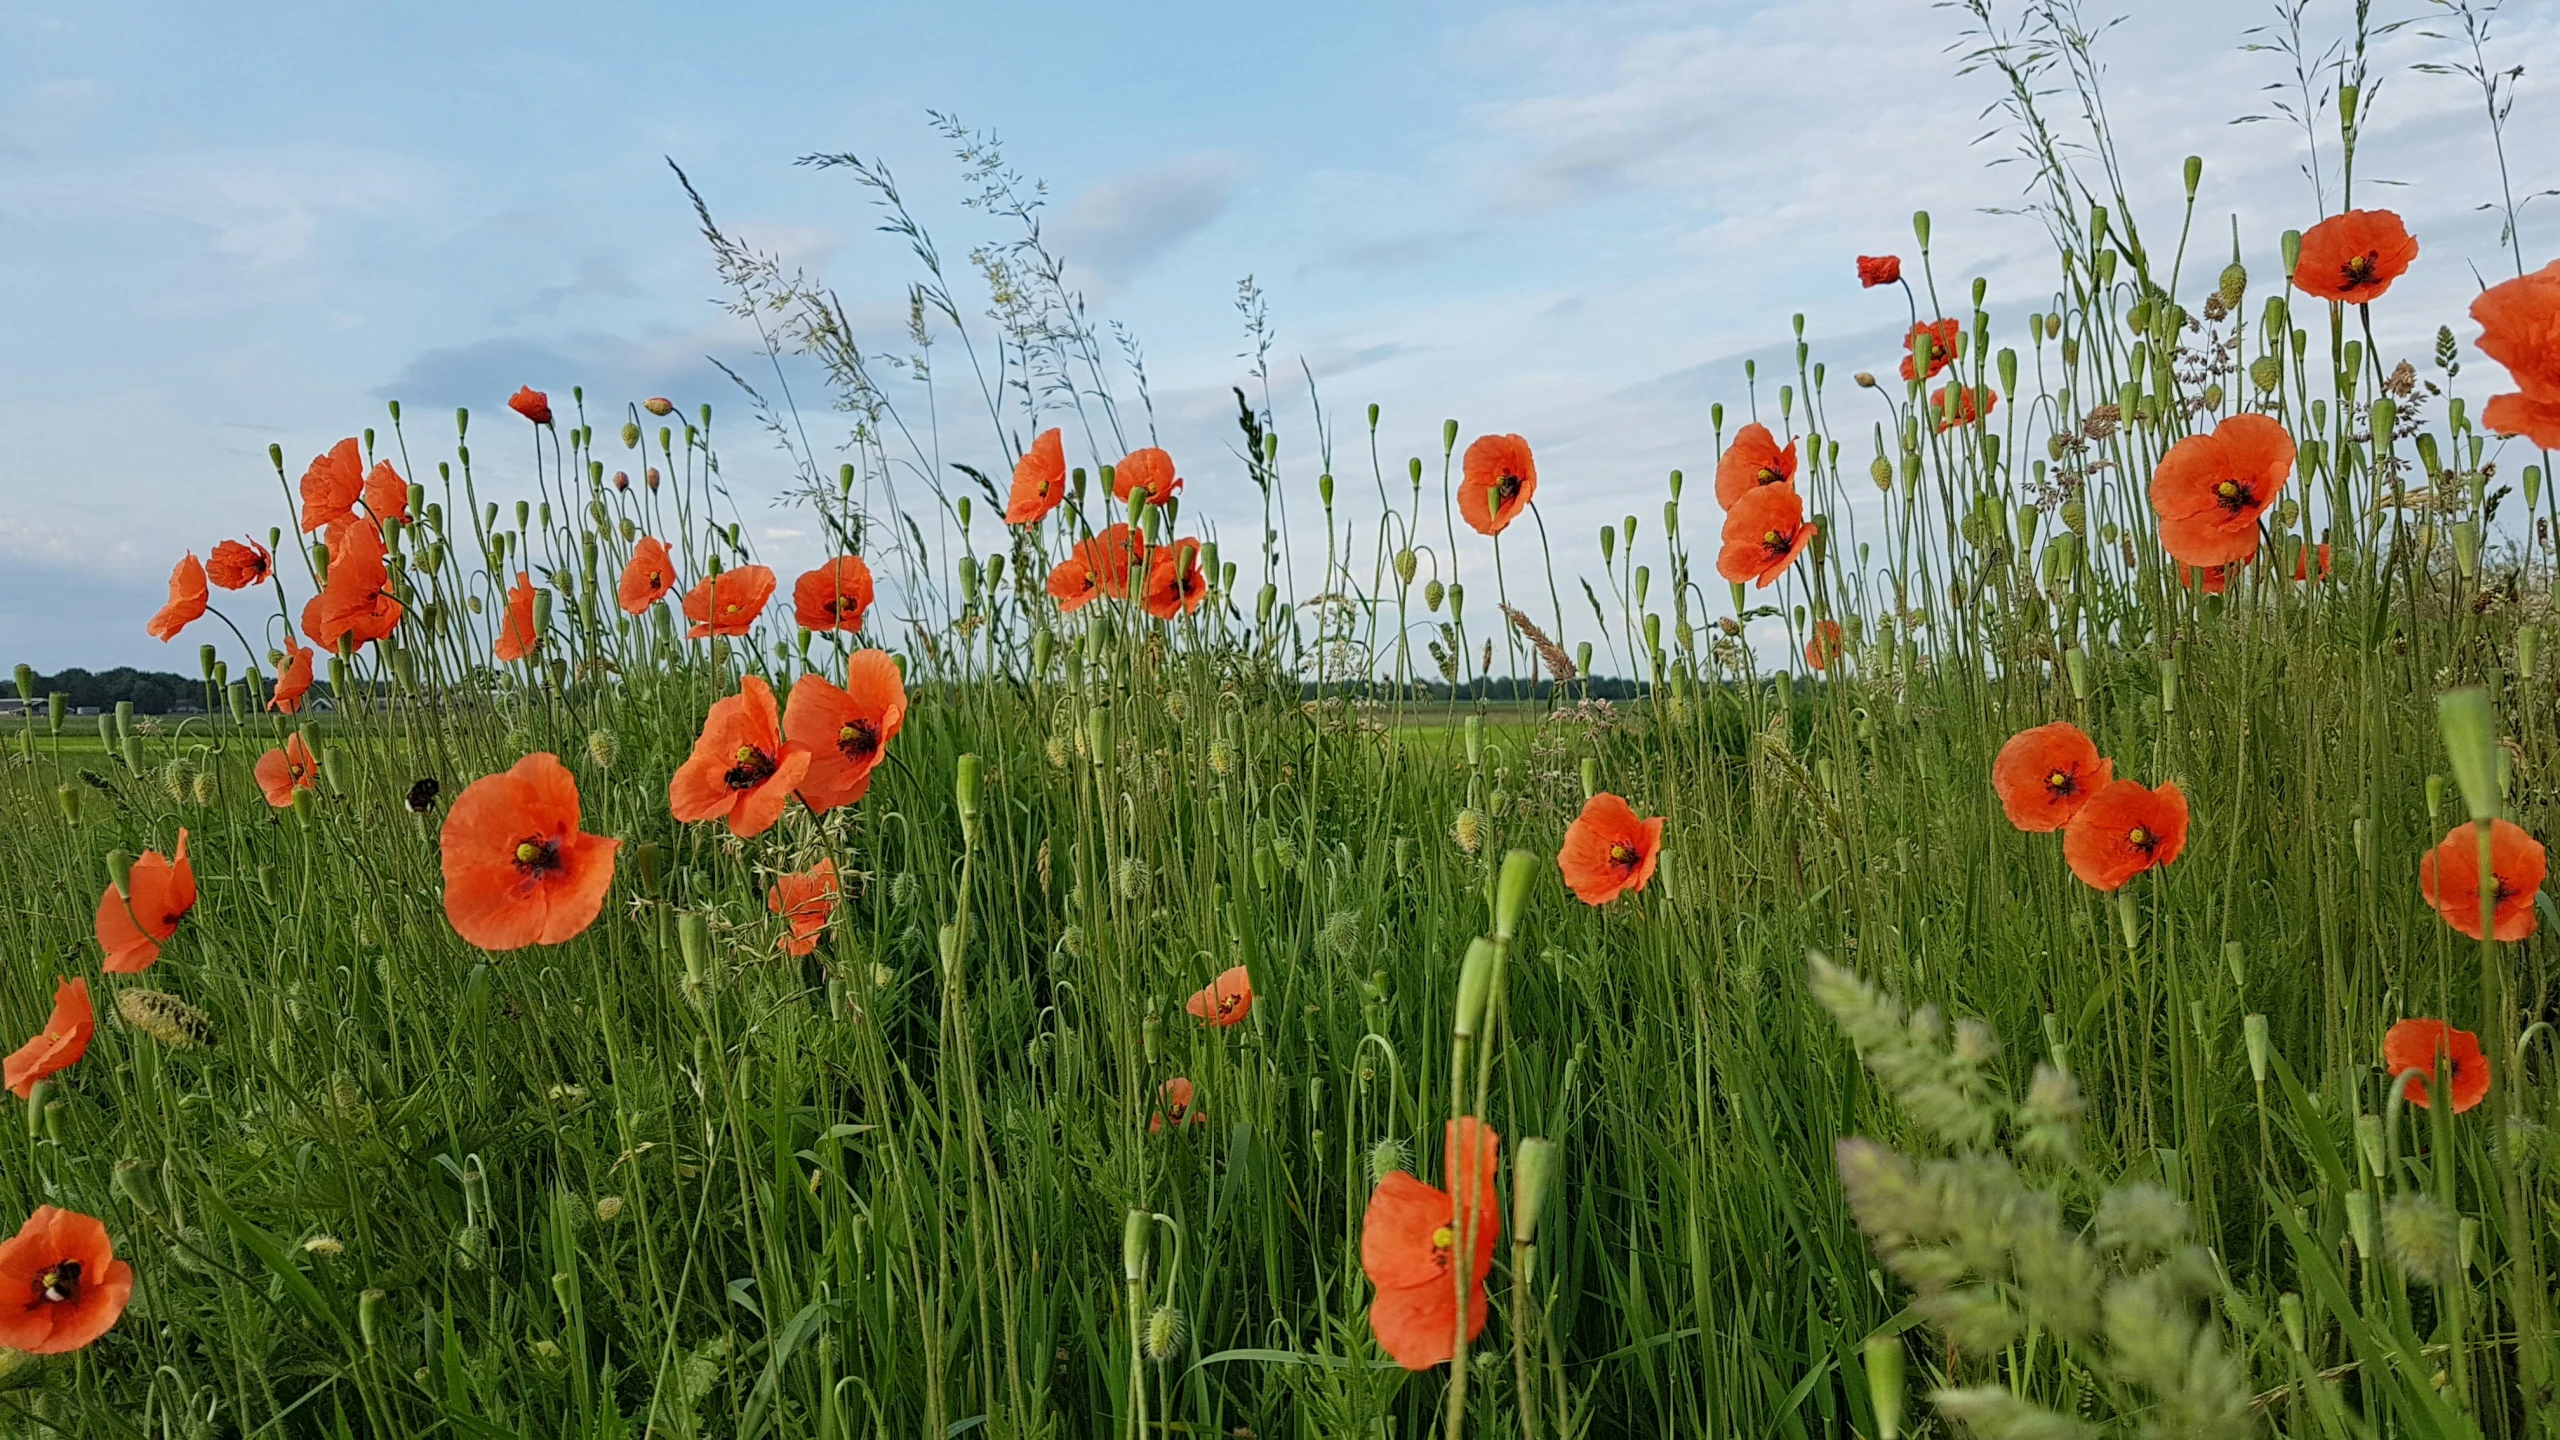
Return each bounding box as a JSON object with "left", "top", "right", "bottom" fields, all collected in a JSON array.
[
  {"left": 2437, "top": 689, "right": 2501, "bottom": 822},
  {"left": 1866, "top": 1335, "right": 1907, "bottom": 1440}
]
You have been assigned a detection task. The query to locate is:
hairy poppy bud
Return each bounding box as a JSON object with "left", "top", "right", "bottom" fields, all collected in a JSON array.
[
  {"left": 1454, "top": 936, "right": 1497, "bottom": 1038},
  {"left": 1493, "top": 849, "right": 1538, "bottom": 941},
  {"left": 1393, "top": 548, "right": 1418, "bottom": 585},
  {"left": 1870, "top": 455, "right": 1892, "bottom": 489},
  {"left": 1513, "top": 1136, "right": 1558, "bottom": 1247},
  {"left": 1423, "top": 580, "right": 1444, "bottom": 613},
  {"left": 2244, "top": 1013, "right": 2271, "bottom": 1085},
  {"left": 678, "top": 912, "right": 710, "bottom": 995},
  {"left": 1122, "top": 1208, "right": 1151, "bottom": 1283},
  {"left": 106, "top": 849, "right": 134, "bottom": 900},
  {"left": 954, "top": 753, "right": 982, "bottom": 833},
  {"left": 621, "top": 421, "right": 641, "bottom": 450},
  {"left": 2437, "top": 688, "right": 2501, "bottom": 822},
  {"left": 643, "top": 396, "right": 674, "bottom": 417}
]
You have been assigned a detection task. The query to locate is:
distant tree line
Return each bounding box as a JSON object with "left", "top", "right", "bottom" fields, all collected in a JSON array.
[{"left": 4, "top": 668, "right": 212, "bottom": 714}]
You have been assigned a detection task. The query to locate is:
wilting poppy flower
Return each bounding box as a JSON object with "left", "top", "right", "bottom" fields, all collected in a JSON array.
[
  {"left": 206, "top": 538, "right": 273, "bottom": 590},
  {"left": 793, "top": 556, "right": 875, "bottom": 632},
  {"left": 5, "top": 979, "right": 94, "bottom": 1099},
  {"left": 508, "top": 386, "right": 554, "bottom": 426},
  {"left": 768, "top": 859, "right": 840, "bottom": 957},
  {"left": 681, "top": 565, "right": 776, "bottom": 638},
  {"left": 2291, "top": 542, "right": 2333, "bottom": 582},
  {"left": 670, "top": 674, "right": 811, "bottom": 837},
  {"left": 95, "top": 830, "right": 194, "bottom": 974},
  {"left": 1558, "top": 792, "right": 1664, "bottom": 905},
  {"left": 0, "top": 1207, "right": 134, "bottom": 1355},
  {"left": 619, "top": 536, "right": 677, "bottom": 614},
  {"left": 1006, "top": 427, "right": 1068, "bottom": 524},
  {"left": 1901, "top": 318, "right": 1961, "bottom": 382},
  {"left": 1458, "top": 434, "right": 1537, "bottom": 537},
  {"left": 1804, "top": 619, "right": 1845, "bottom": 672},
  {"left": 299, "top": 438, "right": 365, "bottom": 534},
  {"left": 2149, "top": 412, "right": 2295, "bottom": 568},
  {"left": 2382, "top": 1018, "right": 2492, "bottom": 1113},
  {"left": 1931, "top": 382, "right": 1997, "bottom": 432},
  {"left": 362, "top": 459, "right": 410, "bottom": 523},
  {"left": 1113, "top": 446, "right": 1181, "bottom": 505},
  {"left": 1714, "top": 423, "right": 1798, "bottom": 507},
  {"left": 1991, "top": 722, "right": 2111, "bottom": 833},
  {"left": 1716, "top": 485, "right": 1817, "bottom": 588},
  {"left": 254, "top": 733, "right": 319, "bottom": 809},
  {"left": 2178, "top": 563, "right": 2231, "bottom": 596},
  {"left": 303, "top": 518, "right": 402, "bottom": 650},
  {"left": 1186, "top": 964, "right": 1254, "bottom": 1028},
  {"left": 440, "top": 752, "right": 620, "bottom": 950},
  {"left": 784, "top": 649, "right": 906, "bottom": 813},
  {"left": 1151, "top": 1077, "right": 1208, "bottom": 1134},
  {"left": 1858, "top": 254, "right": 1902, "bottom": 288},
  {"left": 1141, "top": 538, "right": 1208, "bottom": 619},
  {"left": 2471, "top": 259, "right": 2560, "bottom": 448},
  {"left": 2061, "top": 779, "right": 2188, "bottom": 891},
  {"left": 2419, "top": 818, "right": 2547, "bottom": 942},
  {"left": 495, "top": 572, "right": 541, "bottom": 662},
  {"left": 2292, "top": 209, "right": 2418, "bottom": 303},
  {"left": 269, "top": 642, "right": 315, "bottom": 714},
  {"left": 146, "top": 554, "right": 209, "bottom": 641},
  {"left": 1361, "top": 1117, "right": 1500, "bottom": 1371}
]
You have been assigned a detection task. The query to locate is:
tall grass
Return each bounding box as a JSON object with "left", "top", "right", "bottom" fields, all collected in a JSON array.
[{"left": 4, "top": 2, "right": 2557, "bottom": 1436}]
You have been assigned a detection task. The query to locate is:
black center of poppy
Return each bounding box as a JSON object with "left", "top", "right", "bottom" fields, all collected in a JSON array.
[
  {"left": 1609, "top": 843, "right": 1639, "bottom": 869},
  {"left": 725, "top": 745, "right": 778, "bottom": 791},
  {"left": 513, "top": 838, "right": 561, "bottom": 874},
  {"left": 2215, "top": 479, "right": 2253, "bottom": 512},
  {"left": 1763, "top": 529, "right": 1787, "bottom": 552},
  {"left": 35, "top": 1260, "right": 79, "bottom": 1305},
  {"left": 2127, "top": 826, "right": 2154, "bottom": 853},
  {"left": 1757, "top": 465, "right": 1785, "bottom": 486},
  {"left": 2343, "top": 253, "right": 2376, "bottom": 287},
  {"left": 2046, "top": 770, "right": 2075, "bottom": 794},
  {"left": 839, "top": 719, "right": 882, "bottom": 763}
]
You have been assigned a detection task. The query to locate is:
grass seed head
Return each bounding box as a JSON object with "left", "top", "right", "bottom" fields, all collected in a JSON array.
[{"left": 118, "top": 988, "right": 215, "bottom": 1049}]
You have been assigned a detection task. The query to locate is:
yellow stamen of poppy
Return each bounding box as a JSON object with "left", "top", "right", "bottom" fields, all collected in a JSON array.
[
  {"left": 1431, "top": 1225, "right": 1454, "bottom": 1252},
  {"left": 2046, "top": 770, "right": 2071, "bottom": 790},
  {"left": 515, "top": 841, "right": 543, "bottom": 865},
  {"left": 2128, "top": 826, "right": 2152, "bottom": 848}
]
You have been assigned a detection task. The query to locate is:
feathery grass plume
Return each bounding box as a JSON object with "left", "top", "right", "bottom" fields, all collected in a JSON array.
[
  {"left": 1500, "top": 604, "right": 1577, "bottom": 682},
  {"left": 1315, "top": 908, "right": 1360, "bottom": 961},
  {"left": 585, "top": 728, "right": 619, "bottom": 769},
  {"left": 2383, "top": 1193, "right": 2463, "bottom": 1287},
  {"left": 117, "top": 988, "right": 215, "bottom": 1049},
  {"left": 1144, "top": 1304, "right": 1185, "bottom": 1362},
  {"left": 1931, "top": 1387, "right": 2097, "bottom": 1440},
  {"left": 1808, "top": 955, "right": 2003, "bottom": 1151}
]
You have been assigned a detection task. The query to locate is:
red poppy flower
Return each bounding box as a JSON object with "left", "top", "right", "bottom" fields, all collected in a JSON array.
[
  {"left": 1186, "top": 964, "right": 1254, "bottom": 1028},
  {"left": 2382, "top": 1018, "right": 2492, "bottom": 1113},
  {"left": 440, "top": 752, "right": 620, "bottom": 950},
  {"left": 5, "top": 979, "right": 93, "bottom": 1099},
  {"left": 1006, "top": 427, "right": 1067, "bottom": 525},
  {"left": 495, "top": 572, "right": 540, "bottom": 662},
  {"left": 1714, "top": 423, "right": 1798, "bottom": 507},
  {"left": 2472, "top": 259, "right": 2560, "bottom": 448},
  {"left": 768, "top": 859, "right": 840, "bottom": 957},
  {"left": 254, "top": 733, "right": 319, "bottom": 809},
  {"left": 2178, "top": 563, "right": 2230, "bottom": 595},
  {"left": 669, "top": 674, "right": 811, "bottom": 837},
  {"left": 2419, "top": 818, "right": 2547, "bottom": 942},
  {"left": 146, "top": 553, "right": 209, "bottom": 642},
  {"left": 1804, "top": 619, "right": 1845, "bottom": 672},
  {"left": 793, "top": 556, "right": 875, "bottom": 632},
  {"left": 269, "top": 642, "right": 315, "bottom": 715},
  {"left": 1991, "top": 722, "right": 2111, "bottom": 833},
  {"left": 206, "top": 538, "right": 273, "bottom": 590},
  {"left": 508, "top": 386, "right": 554, "bottom": 426},
  {"left": 1558, "top": 792, "right": 1664, "bottom": 905},
  {"left": 95, "top": 829, "right": 194, "bottom": 974},
  {"left": 1458, "top": 434, "right": 1538, "bottom": 537},
  {"left": 1113, "top": 446, "right": 1181, "bottom": 505},
  {"left": 363, "top": 460, "right": 410, "bottom": 523},
  {"left": 2291, "top": 542, "right": 2333, "bottom": 582},
  {"left": 299, "top": 438, "right": 364, "bottom": 534},
  {"left": 783, "top": 648, "right": 906, "bottom": 813},
  {"left": 1361, "top": 1117, "right": 1500, "bottom": 1371},
  {"left": 619, "top": 536, "right": 677, "bottom": 614},
  {"left": 1901, "top": 318, "right": 1961, "bottom": 382},
  {"left": 0, "top": 1207, "right": 134, "bottom": 1355},
  {"left": 302, "top": 518, "right": 402, "bottom": 651},
  {"left": 1716, "top": 485, "right": 1817, "bottom": 588},
  {"left": 2061, "top": 779, "right": 2188, "bottom": 891},
  {"left": 1932, "top": 382, "right": 1997, "bottom": 432},
  {"left": 1141, "top": 538, "right": 1208, "bottom": 619},
  {"left": 2149, "top": 412, "right": 2295, "bottom": 568},
  {"left": 1151, "top": 1077, "right": 1209, "bottom": 1134},
  {"left": 681, "top": 565, "right": 776, "bottom": 638},
  {"left": 1858, "top": 254, "right": 1902, "bottom": 288},
  {"left": 1048, "top": 525, "right": 1142, "bottom": 612},
  {"left": 2292, "top": 209, "right": 2419, "bottom": 303}
]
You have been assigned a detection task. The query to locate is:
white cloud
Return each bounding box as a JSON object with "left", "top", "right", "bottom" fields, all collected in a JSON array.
[{"left": 1050, "top": 153, "right": 1245, "bottom": 287}]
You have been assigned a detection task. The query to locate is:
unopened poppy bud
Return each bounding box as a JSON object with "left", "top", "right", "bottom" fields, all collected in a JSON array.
[
  {"left": 2368, "top": 397, "right": 2395, "bottom": 451},
  {"left": 1870, "top": 455, "right": 1892, "bottom": 489},
  {"left": 1122, "top": 1207, "right": 1151, "bottom": 1283},
  {"left": 1257, "top": 583, "right": 1280, "bottom": 624},
  {"left": 290, "top": 787, "right": 318, "bottom": 825},
  {"left": 2343, "top": 1190, "right": 2372, "bottom": 1261},
  {"left": 958, "top": 555, "right": 980, "bottom": 604},
  {"left": 954, "top": 752, "right": 982, "bottom": 831},
  {"left": 2244, "top": 1013, "right": 2271, "bottom": 1085},
  {"left": 2355, "top": 1114, "right": 2386, "bottom": 1178},
  {"left": 2280, "top": 229, "right": 2302, "bottom": 274},
  {"left": 1447, "top": 582, "right": 1464, "bottom": 620},
  {"left": 106, "top": 849, "right": 134, "bottom": 900},
  {"left": 1580, "top": 757, "right": 1598, "bottom": 799},
  {"left": 678, "top": 912, "right": 710, "bottom": 992},
  {"left": 646, "top": 467, "right": 661, "bottom": 491},
  {"left": 1423, "top": 580, "right": 1444, "bottom": 613},
  {"left": 2437, "top": 688, "right": 2501, "bottom": 821},
  {"left": 112, "top": 1158, "right": 161, "bottom": 1216},
  {"left": 2158, "top": 657, "right": 2179, "bottom": 714},
  {"left": 1865, "top": 1335, "right": 1906, "bottom": 1440},
  {"left": 2452, "top": 520, "right": 2479, "bottom": 578},
  {"left": 1463, "top": 715, "right": 1483, "bottom": 767},
  {"left": 2218, "top": 261, "right": 2247, "bottom": 309},
  {"left": 1512, "top": 1136, "right": 1558, "bottom": 1246},
  {"left": 357, "top": 1287, "right": 387, "bottom": 1351},
  {"left": 2250, "top": 355, "right": 2283, "bottom": 393},
  {"left": 2425, "top": 774, "right": 2445, "bottom": 822},
  {"left": 1575, "top": 641, "right": 1592, "bottom": 675},
  {"left": 55, "top": 783, "right": 81, "bottom": 823},
  {"left": 1911, "top": 209, "right": 1931, "bottom": 249},
  {"left": 2527, "top": 465, "right": 2544, "bottom": 510},
  {"left": 1318, "top": 472, "right": 1335, "bottom": 506},
  {"left": 2519, "top": 625, "right": 2537, "bottom": 680},
  {"left": 1393, "top": 548, "right": 1418, "bottom": 585},
  {"left": 1493, "top": 849, "right": 1538, "bottom": 941},
  {"left": 1441, "top": 418, "right": 1459, "bottom": 454},
  {"left": 1453, "top": 937, "right": 1497, "bottom": 1038},
  {"left": 121, "top": 734, "right": 145, "bottom": 775},
  {"left": 1998, "top": 347, "right": 2018, "bottom": 396}
]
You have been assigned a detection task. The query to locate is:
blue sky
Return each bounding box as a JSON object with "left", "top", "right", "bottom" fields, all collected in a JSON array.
[{"left": 6, "top": 0, "right": 2556, "bottom": 673}]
